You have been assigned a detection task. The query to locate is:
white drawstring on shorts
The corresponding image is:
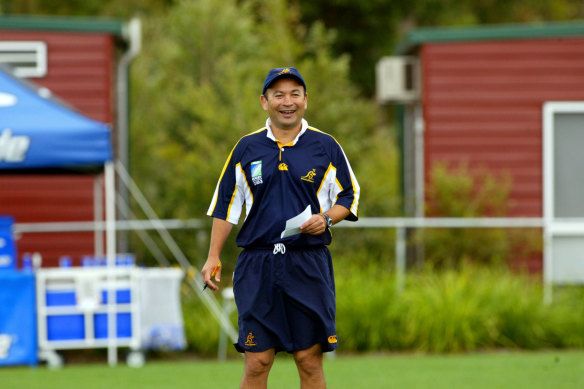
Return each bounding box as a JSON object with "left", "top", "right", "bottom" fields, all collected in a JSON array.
[{"left": 273, "top": 243, "right": 286, "bottom": 255}]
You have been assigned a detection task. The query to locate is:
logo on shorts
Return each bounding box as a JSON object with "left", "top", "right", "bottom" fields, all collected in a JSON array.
[
  {"left": 328, "top": 335, "right": 338, "bottom": 344},
  {"left": 251, "top": 161, "right": 263, "bottom": 185},
  {"left": 301, "top": 168, "right": 317, "bottom": 183},
  {"left": 245, "top": 332, "right": 257, "bottom": 347}
]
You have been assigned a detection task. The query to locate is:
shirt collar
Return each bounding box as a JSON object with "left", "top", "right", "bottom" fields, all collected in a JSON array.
[{"left": 265, "top": 118, "right": 308, "bottom": 146}]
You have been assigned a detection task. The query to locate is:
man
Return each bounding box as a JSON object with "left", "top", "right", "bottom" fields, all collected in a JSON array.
[{"left": 202, "top": 67, "right": 359, "bottom": 388}]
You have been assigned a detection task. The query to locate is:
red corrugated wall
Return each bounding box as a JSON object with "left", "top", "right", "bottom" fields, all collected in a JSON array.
[
  {"left": 0, "top": 30, "right": 115, "bottom": 267},
  {"left": 421, "top": 37, "right": 584, "bottom": 270}
]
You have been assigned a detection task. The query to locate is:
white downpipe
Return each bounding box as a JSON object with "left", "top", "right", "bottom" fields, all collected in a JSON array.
[
  {"left": 413, "top": 102, "right": 426, "bottom": 267},
  {"left": 117, "top": 17, "right": 141, "bottom": 170},
  {"left": 414, "top": 102, "right": 425, "bottom": 218},
  {"left": 105, "top": 161, "right": 117, "bottom": 366},
  {"left": 395, "top": 227, "right": 406, "bottom": 293},
  {"left": 117, "top": 17, "right": 141, "bottom": 253}
]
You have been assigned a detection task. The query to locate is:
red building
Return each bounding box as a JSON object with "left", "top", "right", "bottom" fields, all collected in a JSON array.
[
  {"left": 378, "top": 21, "right": 584, "bottom": 273},
  {"left": 0, "top": 15, "right": 138, "bottom": 266}
]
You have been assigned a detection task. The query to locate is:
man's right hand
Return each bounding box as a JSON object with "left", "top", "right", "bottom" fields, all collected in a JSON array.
[{"left": 202, "top": 257, "right": 222, "bottom": 291}]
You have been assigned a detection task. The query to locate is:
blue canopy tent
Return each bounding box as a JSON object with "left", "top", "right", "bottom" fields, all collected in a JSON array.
[
  {"left": 0, "top": 65, "right": 117, "bottom": 263},
  {"left": 0, "top": 67, "right": 112, "bottom": 169},
  {"left": 0, "top": 66, "right": 120, "bottom": 364},
  {"left": 0, "top": 66, "right": 116, "bottom": 258}
]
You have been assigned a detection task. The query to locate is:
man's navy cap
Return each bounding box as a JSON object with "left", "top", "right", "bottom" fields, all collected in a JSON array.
[{"left": 262, "top": 67, "right": 307, "bottom": 95}]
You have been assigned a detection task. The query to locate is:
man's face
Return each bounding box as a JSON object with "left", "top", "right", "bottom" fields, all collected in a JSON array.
[{"left": 260, "top": 78, "right": 307, "bottom": 132}]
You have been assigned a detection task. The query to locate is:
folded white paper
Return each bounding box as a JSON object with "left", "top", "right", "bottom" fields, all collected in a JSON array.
[{"left": 280, "top": 205, "right": 312, "bottom": 238}]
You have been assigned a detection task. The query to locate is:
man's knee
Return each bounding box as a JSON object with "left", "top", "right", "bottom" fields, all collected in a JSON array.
[
  {"left": 293, "top": 344, "right": 323, "bottom": 376},
  {"left": 245, "top": 351, "right": 275, "bottom": 377}
]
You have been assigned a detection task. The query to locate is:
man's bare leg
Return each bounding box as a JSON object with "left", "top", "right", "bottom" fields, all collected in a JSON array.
[
  {"left": 293, "top": 344, "right": 326, "bottom": 389},
  {"left": 240, "top": 348, "right": 276, "bottom": 389}
]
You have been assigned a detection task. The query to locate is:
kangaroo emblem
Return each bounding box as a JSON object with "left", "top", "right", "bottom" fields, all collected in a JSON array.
[{"left": 301, "top": 169, "right": 317, "bottom": 183}]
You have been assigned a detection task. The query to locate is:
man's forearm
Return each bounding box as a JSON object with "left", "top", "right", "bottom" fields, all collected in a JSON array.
[
  {"left": 324, "top": 204, "right": 351, "bottom": 225},
  {"left": 208, "top": 217, "right": 234, "bottom": 258}
]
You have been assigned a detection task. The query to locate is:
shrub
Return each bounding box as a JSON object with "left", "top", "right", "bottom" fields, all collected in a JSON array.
[
  {"left": 180, "top": 259, "right": 584, "bottom": 355},
  {"left": 181, "top": 287, "right": 239, "bottom": 358},
  {"left": 419, "top": 162, "right": 541, "bottom": 269},
  {"left": 334, "top": 262, "right": 584, "bottom": 353}
]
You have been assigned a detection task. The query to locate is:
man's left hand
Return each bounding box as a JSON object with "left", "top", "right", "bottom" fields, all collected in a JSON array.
[{"left": 300, "top": 214, "right": 327, "bottom": 235}]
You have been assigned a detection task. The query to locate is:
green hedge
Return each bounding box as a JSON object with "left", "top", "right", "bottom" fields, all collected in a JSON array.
[
  {"left": 335, "top": 264, "right": 584, "bottom": 352},
  {"left": 181, "top": 264, "right": 584, "bottom": 355}
]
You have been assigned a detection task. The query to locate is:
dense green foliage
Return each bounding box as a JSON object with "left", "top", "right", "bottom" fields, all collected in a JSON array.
[
  {"left": 4, "top": 0, "right": 581, "bottom": 359},
  {"left": 299, "top": 0, "right": 584, "bottom": 94},
  {"left": 127, "top": 0, "right": 396, "bottom": 270},
  {"left": 420, "top": 163, "right": 541, "bottom": 269},
  {"left": 336, "top": 264, "right": 584, "bottom": 352},
  {"left": 4, "top": 0, "right": 583, "bottom": 94},
  {"left": 182, "top": 263, "right": 584, "bottom": 356},
  {"left": 0, "top": 0, "right": 574, "bottom": 269}
]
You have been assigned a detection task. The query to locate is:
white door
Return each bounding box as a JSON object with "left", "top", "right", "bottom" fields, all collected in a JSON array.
[{"left": 543, "top": 102, "right": 584, "bottom": 300}]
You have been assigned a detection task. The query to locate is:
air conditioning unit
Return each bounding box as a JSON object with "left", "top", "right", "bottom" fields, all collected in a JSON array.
[
  {"left": 0, "top": 41, "right": 48, "bottom": 78},
  {"left": 376, "top": 56, "right": 420, "bottom": 103}
]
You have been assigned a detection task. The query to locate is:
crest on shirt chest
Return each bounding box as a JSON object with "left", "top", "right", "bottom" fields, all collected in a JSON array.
[{"left": 251, "top": 160, "right": 263, "bottom": 185}]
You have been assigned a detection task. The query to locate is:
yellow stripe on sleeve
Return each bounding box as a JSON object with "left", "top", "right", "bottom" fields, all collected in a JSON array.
[
  {"left": 225, "top": 184, "right": 238, "bottom": 222},
  {"left": 316, "top": 163, "right": 335, "bottom": 212},
  {"left": 209, "top": 145, "right": 237, "bottom": 215}
]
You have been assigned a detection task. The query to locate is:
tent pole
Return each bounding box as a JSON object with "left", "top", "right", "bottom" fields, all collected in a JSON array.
[
  {"left": 94, "top": 174, "right": 104, "bottom": 258},
  {"left": 105, "top": 161, "right": 118, "bottom": 366}
]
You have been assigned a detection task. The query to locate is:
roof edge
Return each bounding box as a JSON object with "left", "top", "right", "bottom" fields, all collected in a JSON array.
[
  {"left": 396, "top": 20, "right": 584, "bottom": 54},
  {"left": 0, "top": 14, "right": 126, "bottom": 36}
]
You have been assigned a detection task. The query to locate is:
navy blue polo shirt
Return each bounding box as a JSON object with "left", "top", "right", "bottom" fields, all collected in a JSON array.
[{"left": 208, "top": 118, "right": 360, "bottom": 248}]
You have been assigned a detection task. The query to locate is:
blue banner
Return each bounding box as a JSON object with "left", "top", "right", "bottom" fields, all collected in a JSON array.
[
  {"left": 0, "top": 216, "right": 16, "bottom": 271},
  {"left": 0, "top": 272, "right": 37, "bottom": 366}
]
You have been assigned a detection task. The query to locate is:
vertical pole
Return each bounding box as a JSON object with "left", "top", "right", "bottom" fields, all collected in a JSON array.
[
  {"left": 543, "top": 228, "right": 553, "bottom": 305},
  {"left": 94, "top": 175, "right": 104, "bottom": 257},
  {"left": 395, "top": 226, "right": 406, "bottom": 294},
  {"left": 414, "top": 103, "right": 425, "bottom": 219},
  {"left": 105, "top": 162, "right": 118, "bottom": 366},
  {"left": 414, "top": 103, "right": 426, "bottom": 267},
  {"left": 542, "top": 102, "right": 553, "bottom": 305},
  {"left": 116, "top": 18, "right": 141, "bottom": 254},
  {"left": 218, "top": 287, "right": 235, "bottom": 361}
]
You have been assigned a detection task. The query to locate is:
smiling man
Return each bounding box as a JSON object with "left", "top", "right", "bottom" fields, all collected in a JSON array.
[{"left": 202, "top": 67, "right": 360, "bottom": 389}]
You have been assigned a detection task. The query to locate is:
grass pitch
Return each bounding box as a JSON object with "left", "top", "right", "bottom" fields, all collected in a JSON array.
[{"left": 1, "top": 350, "right": 582, "bottom": 389}]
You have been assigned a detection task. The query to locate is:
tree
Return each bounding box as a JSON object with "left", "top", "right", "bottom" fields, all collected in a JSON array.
[
  {"left": 4, "top": 0, "right": 583, "bottom": 95},
  {"left": 129, "top": 0, "right": 395, "bottom": 266},
  {"left": 296, "top": 0, "right": 584, "bottom": 95},
  {"left": 0, "top": 0, "right": 172, "bottom": 17}
]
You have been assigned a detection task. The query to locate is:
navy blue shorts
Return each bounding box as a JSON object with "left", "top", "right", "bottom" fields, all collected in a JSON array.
[{"left": 232, "top": 245, "right": 338, "bottom": 354}]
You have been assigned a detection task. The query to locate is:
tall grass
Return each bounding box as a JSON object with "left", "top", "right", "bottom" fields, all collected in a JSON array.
[
  {"left": 335, "top": 263, "right": 584, "bottom": 353},
  {"left": 182, "top": 263, "right": 584, "bottom": 355}
]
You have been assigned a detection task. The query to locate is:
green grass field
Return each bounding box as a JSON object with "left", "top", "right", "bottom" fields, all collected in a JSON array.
[{"left": 2, "top": 350, "right": 583, "bottom": 389}]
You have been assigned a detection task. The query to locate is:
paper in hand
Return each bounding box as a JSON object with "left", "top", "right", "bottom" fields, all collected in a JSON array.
[{"left": 280, "top": 205, "right": 312, "bottom": 238}]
